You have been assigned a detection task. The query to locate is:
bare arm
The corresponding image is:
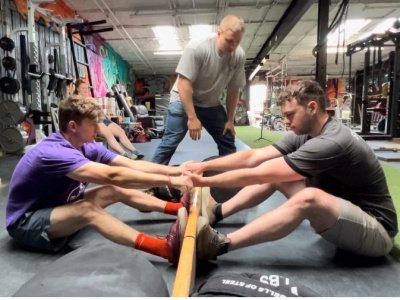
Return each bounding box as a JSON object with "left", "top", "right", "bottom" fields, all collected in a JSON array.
[
  {"left": 67, "top": 162, "right": 192, "bottom": 190},
  {"left": 190, "top": 157, "right": 304, "bottom": 188},
  {"left": 178, "top": 76, "right": 202, "bottom": 140},
  {"left": 109, "top": 155, "right": 183, "bottom": 176},
  {"left": 187, "top": 145, "right": 283, "bottom": 174},
  {"left": 223, "top": 86, "right": 240, "bottom": 135}
]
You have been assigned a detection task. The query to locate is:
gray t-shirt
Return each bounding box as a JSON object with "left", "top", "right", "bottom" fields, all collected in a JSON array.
[
  {"left": 274, "top": 118, "right": 398, "bottom": 237},
  {"left": 170, "top": 33, "right": 246, "bottom": 108}
]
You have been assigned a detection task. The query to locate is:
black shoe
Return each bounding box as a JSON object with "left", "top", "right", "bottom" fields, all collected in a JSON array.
[{"left": 132, "top": 150, "right": 144, "bottom": 159}]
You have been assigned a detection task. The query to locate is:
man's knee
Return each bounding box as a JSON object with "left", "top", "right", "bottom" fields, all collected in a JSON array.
[
  {"left": 288, "top": 187, "right": 324, "bottom": 214},
  {"left": 76, "top": 201, "right": 105, "bottom": 224}
]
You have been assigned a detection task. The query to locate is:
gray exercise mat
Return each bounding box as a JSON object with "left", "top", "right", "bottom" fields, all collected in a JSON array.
[{"left": 13, "top": 242, "right": 169, "bottom": 297}]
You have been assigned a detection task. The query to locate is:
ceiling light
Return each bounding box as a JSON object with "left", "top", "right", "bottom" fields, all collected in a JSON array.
[
  {"left": 152, "top": 26, "right": 182, "bottom": 51},
  {"left": 249, "top": 65, "right": 262, "bottom": 81},
  {"left": 189, "top": 25, "right": 213, "bottom": 39},
  {"left": 327, "top": 19, "right": 371, "bottom": 46},
  {"left": 152, "top": 26, "right": 177, "bottom": 38},
  {"left": 154, "top": 51, "right": 183, "bottom": 56},
  {"left": 372, "top": 18, "right": 397, "bottom": 34}
]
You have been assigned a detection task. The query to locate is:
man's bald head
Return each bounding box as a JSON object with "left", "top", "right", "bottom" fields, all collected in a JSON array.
[{"left": 219, "top": 15, "right": 245, "bottom": 34}]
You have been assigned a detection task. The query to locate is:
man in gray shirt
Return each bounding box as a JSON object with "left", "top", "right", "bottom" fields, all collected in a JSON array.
[
  {"left": 152, "top": 15, "right": 246, "bottom": 165},
  {"left": 185, "top": 80, "right": 397, "bottom": 260}
]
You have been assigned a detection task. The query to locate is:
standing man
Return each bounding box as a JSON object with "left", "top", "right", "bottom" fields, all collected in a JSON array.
[
  {"left": 186, "top": 80, "right": 397, "bottom": 260},
  {"left": 6, "top": 97, "right": 193, "bottom": 266},
  {"left": 152, "top": 15, "right": 246, "bottom": 165}
]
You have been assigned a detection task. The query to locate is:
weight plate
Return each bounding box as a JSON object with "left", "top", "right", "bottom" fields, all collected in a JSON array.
[
  {"left": 0, "top": 127, "right": 25, "bottom": 153},
  {"left": 0, "top": 100, "right": 25, "bottom": 126}
]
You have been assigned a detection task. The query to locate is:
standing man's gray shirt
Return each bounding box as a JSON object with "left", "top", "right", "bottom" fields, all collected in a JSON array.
[{"left": 170, "top": 33, "right": 246, "bottom": 107}]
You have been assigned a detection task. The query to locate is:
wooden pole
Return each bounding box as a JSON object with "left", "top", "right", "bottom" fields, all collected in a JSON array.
[{"left": 172, "top": 187, "right": 208, "bottom": 297}]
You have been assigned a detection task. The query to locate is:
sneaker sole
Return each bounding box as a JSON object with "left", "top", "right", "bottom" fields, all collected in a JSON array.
[
  {"left": 196, "top": 216, "right": 211, "bottom": 261},
  {"left": 201, "top": 195, "right": 216, "bottom": 226}
]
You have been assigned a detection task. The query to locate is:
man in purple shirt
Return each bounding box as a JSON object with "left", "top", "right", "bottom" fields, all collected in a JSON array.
[{"left": 6, "top": 97, "right": 193, "bottom": 266}]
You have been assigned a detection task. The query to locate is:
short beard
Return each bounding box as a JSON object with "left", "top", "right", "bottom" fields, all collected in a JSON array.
[{"left": 296, "top": 114, "right": 314, "bottom": 135}]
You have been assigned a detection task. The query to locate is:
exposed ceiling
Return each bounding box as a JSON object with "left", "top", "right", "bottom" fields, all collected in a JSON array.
[{"left": 63, "top": 0, "right": 400, "bottom": 79}]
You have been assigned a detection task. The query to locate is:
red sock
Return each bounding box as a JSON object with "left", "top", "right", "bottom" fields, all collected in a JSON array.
[
  {"left": 164, "top": 202, "right": 182, "bottom": 215},
  {"left": 134, "top": 232, "right": 170, "bottom": 259}
]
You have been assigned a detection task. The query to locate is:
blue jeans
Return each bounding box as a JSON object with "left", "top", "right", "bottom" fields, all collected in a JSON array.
[{"left": 152, "top": 101, "right": 236, "bottom": 165}]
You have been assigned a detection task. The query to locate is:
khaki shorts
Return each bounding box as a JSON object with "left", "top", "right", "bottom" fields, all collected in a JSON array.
[{"left": 320, "top": 198, "right": 393, "bottom": 257}]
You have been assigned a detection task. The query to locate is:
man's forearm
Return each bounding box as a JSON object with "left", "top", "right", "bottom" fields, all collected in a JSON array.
[
  {"left": 201, "top": 149, "right": 255, "bottom": 172},
  {"left": 110, "top": 157, "right": 182, "bottom": 176},
  {"left": 200, "top": 146, "right": 282, "bottom": 173},
  {"left": 178, "top": 77, "right": 196, "bottom": 119},
  {"left": 226, "top": 88, "right": 240, "bottom": 123}
]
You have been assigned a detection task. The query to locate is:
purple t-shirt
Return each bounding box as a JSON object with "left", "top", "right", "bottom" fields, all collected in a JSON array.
[{"left": 6, "top": 132, "right": 117, "bottom": 228}]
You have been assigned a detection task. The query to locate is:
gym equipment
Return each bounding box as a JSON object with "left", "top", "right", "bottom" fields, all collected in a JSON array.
[
  {"left": 14, "top": 242, "right": 169, "bottom": 297},
  {"left": 0, "top": 127, "right": 26, "bottom": 153},
  {"left": 374, "top": 146, "right": 399, "bottom": 152},
  {"left": 346, "top": 21, "right": 400, "bottom": 139},
  {"left": 254, "top": 101, "right": 272, "bottom": 143},
  {"left": 27, "top": 0, "right": 53, "bottom": 113},
  {"left": 113, "top": 83, "right": 135, "bottom": 121},
  {"left": 192, "top": 273, "right": 320, "bottom": 297},
  {"left": 234, "top": 101, "right": 249, "bottom": 126},
  {"left": 19, "top": 34, "right": 31, "bottom": 106},
  {"left": 66, "top": 19, "right": 113, "bottom": 97},
  {"left": 2, "top": 56, "right": 16, "bottom": 70},
  {"left": 0, "top": 36, "right": 15, "bottom": 51},
  {"left": 0, "top": 100, "right": 25, "bottom": 126},
  {"left": 131, "top": 104, "right": 164, "bottom": 138},
  {"left": 0, "top": 76, "right": 20, "bottom": 94},
  {"left": 202, "top": 155, "right": 242, "bottom": 203},
  {"left": 146, "top": 185, "right": 182, "bottom": 202}
]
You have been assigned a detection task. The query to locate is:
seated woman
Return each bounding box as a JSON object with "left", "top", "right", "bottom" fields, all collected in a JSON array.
[{"left": 74, "top": 79, "right": 143, "bottom": 160}]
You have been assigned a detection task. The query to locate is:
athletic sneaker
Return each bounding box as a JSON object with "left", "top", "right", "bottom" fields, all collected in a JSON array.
[
  {"left": 167, "top": 207, "right": 188, "bottom": 266},
  {"left": 196, "top": 216, "right": 230, "bottom": 261},
  {"left": 180, "top": 192, "right": 191, "bottom": 212},
  {"left": 201, "top": 195, "right": 218, "bottom": 226},
  {"left": 132, "top": 149, "right": 144, "bottom": 159}
]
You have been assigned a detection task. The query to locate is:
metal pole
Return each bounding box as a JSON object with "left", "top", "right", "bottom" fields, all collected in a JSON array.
[
  {"left": 315, "top": 0, "right": 329, "bottom": 89},
  {"left": 360, "top": 48, "right": 370, "bottom": 134}
]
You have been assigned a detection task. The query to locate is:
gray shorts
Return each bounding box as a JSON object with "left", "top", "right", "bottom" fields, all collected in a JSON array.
[
  {"left": 7, "top": 208, "right": 70, "bottom": 253},
  {"left": 320, "top": 198, "right": 393, "bottom": 257}
]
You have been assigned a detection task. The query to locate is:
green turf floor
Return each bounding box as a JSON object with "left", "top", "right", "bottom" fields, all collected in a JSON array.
[{"left": 235, "top": 125, "right": 400, "bottom": 248}]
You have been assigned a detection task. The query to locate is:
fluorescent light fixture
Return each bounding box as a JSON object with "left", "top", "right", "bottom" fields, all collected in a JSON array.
[
  {"left": 152, "top": 26, "right": 182, "bottom": 51},
  {"left": 249, "top": 65, "right": 262, "bottom": 81},
  {"left": 152, "top": 26, "right": 177, "bottom": 38},
  {"left": 189, "top": 25, "right": 213, "bottom": 39},
  {"left": 327, "top": 19, "right": 371, "bottom": 46},
  {"left": 328, "top": 46, "right": 383, "bottom": 54},
  {"left": 359, "top": 18, "right": 399, "bottom": 40},
  {"left": 154, "top": 51, "right": 183, "bottom": 56},
  {"left": 372, "top": 18, "right": 398, "bottom": 34}
]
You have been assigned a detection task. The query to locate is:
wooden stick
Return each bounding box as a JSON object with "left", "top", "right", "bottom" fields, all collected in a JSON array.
[{"left": 172, "top": 187, "right": 208, "bottom": 297}]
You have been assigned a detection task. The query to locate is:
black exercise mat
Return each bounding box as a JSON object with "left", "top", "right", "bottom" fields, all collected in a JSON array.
[{"left": 14, "top": 242, "right": 169, "bottom": 297}]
